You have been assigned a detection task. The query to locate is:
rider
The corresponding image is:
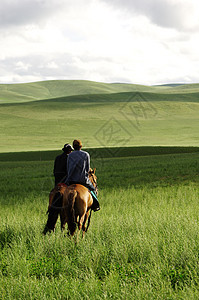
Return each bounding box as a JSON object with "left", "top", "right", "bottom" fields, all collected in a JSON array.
[
  {"left": 43, "top": 143, "right": 73, "bottom": 234},
  {"left": 53, "top": 143, "right": 73, "bottom": 186},
  {"left": 65, "top": 139, "right": 100, "bottom": 212}
]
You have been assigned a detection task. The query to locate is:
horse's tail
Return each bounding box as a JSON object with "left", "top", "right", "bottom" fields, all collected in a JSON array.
[{"left": 67, "top": 189, "right": 77, "bottom": 236}]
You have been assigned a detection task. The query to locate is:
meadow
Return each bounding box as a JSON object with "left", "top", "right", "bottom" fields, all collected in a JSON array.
[
  {"left": 0, "top": 80, "right": 199, "bottom": 152},
  {"left": 1, "top": 80, "right": 199, "bottom": 299},
  {"left": 1, "top": 148, "right": 199, "bottom": 299}
]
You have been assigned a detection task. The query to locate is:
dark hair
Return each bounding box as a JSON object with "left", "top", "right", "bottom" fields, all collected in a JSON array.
[{"left": 62, "top": 144, "right": 73, "bottom": 152}]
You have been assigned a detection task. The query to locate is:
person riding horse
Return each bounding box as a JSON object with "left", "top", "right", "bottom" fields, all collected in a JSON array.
[
  {"left": 53, "top": 143, "right": 73, "bottom": 185},
  {"left": 65, "top": 139, "right": 100, "bottom": 212},
  {"left": 43, "top": 167, "right": 98, "bottom": 235},
  {"left": 43, "top": 139, "right": 100, "bottom": 235}
]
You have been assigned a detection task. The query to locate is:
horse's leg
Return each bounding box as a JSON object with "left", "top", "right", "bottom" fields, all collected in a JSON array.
[
  {"left": 60, "top": 210, "right": 66, "bottom": 232},
  {"left": 77, "top": 214, "right": 84, "bottom": 233},
  {"left": 65, "top": 190, "right": 77, "bottom": 236},
  {"left": 74, "top": 212, "right": 86, "bottom": 242},
  {"left": 82, "top": 210, "right": 92, "bottom": 237},
  {"left": 85, "top": 210, "right": 92, "bottom": 232}
]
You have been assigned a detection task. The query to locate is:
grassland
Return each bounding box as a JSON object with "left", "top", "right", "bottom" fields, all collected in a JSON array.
[
  {"left": 1, "top": 148, "right": 199, "bottom": 299},
  {"left": 0, "top": 80, "right": 199, "bottom": 152},
  {"left": 1, "top": 80, "right": 199, "bottom": 298}
]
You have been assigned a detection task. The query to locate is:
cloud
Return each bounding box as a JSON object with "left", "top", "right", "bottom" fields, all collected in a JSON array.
[
  {"left": 0, "top": 52, "right": 130, "bottom": 84},
  {"left": 0, "top": 0, "right": 199, "bottom": 85},
  {"left": 102, "top": 0, "right": 199, "bottom": 31},
  {"left": 0, "top": 0, "right": 66, "bottom": 27}
]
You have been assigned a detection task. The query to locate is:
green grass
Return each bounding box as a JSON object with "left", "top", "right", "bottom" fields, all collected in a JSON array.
[
  {"left": 1, "top": 149, "right": 199, "bottom": 299},
  {"left": 1, "top": 82, "right": 199, "bottom": 152},
  {"left": 1, "top": 80, "right": 199, "bottom": 298}
]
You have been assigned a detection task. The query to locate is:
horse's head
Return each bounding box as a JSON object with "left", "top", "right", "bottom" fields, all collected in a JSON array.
[{"left": 88, "top": 168, "right": 98, "bottom": 195}]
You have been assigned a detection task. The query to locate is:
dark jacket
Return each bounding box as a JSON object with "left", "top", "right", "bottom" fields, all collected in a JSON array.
[{"left": 53, "top": 152, "right": 69, "bottom": 185}]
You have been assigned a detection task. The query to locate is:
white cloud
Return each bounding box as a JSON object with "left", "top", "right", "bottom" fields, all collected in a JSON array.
[
  {"left": 47, "top": 61, "right": 58, "bottom": 69},
  {"left": 15, "top": 61, "right": 31, "bottom": 71},
  {"left": 0, "top": 0, "right": 66, "bottom": 27},
  {"left": 0, "top": 0, "right": 199, "bottom": 84},
  {"left": 102, "top": 0, "right": 199, "bottom": 31}
]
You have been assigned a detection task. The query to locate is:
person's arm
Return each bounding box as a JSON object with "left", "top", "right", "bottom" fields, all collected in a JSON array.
[
  {"left": 67, "top": 152, "right": 75, "bottom": 180},
  {"left": 86, "top": 152, "right": 90, "bottom": 172}
]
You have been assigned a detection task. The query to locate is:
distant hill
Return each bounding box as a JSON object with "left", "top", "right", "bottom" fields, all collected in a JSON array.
[
  {"left": 0, "top": 79, "right": 199, "bottom": 152},
  {"left": 0, "top": 80, "right": 150, "bottom": 103},
  {"left": 154, "top": 83, "right": 185, "bottom": 87},
  {"left": 1, "top": 80, "right": 199, "bottom": 104}
]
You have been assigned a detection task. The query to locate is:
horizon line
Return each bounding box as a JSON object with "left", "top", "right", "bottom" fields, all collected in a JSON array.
[{"left": 0, "top": 78, "right": 198, "bottom": 86}]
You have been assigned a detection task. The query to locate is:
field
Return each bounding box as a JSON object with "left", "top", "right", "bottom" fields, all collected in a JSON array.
[
  {"left": 1, "top": 148, "right": 199, "bottom": 299},
  {"left": 1, "top": 80, "right": 199, "bottom": 299},
  {"left": 0, "top": 80, "right": 199, "bottom": 152}
]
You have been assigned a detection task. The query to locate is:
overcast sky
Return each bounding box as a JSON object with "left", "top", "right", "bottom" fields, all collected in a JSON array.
[{"left": 0, "top": 0, "right": 199, "bottom": 85}]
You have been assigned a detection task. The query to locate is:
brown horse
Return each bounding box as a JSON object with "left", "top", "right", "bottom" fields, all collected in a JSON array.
[{"left": 43, "top": 168, "right": 98, "bottom": 237}]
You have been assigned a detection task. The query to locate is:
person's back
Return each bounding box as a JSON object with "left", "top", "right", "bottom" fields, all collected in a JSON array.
[
  {"left": 66, "top": 139, "right": 100, "bottom": 211},
  {"left": 53, "top": 143, "right": 73, "bottom": 185},
  {"left": 67, "top": 149, "right": 90, "bottom": 185},
  {"left": 54, "top": 153, "right": 67, "bottom": 176}
]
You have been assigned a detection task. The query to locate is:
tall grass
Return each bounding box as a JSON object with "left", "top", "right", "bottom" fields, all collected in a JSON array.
[
  {"left": 1, "top": 150, "right": 199, "bottom": 299},
  {"left": 1, "top": 187, "right": 199, "bottom": 299}
]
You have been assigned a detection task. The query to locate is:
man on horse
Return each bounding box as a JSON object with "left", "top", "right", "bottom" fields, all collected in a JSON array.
[
  {"left": 53, "top": 143, "right": 73, "bottom": 185},
  {"left": 65, "top": 139, "right": 100, "bottom": 212}
]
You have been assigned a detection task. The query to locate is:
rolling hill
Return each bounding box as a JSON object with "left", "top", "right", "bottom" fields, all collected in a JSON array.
[
  {"left": 0, "top": 80, "right": 152, "bottom": 103},
  {"left": 0, "top": 80, "right": 199, "bottom": 152},
  {"left": 1, "top": 80, "right": 199, "bottom": 104}
]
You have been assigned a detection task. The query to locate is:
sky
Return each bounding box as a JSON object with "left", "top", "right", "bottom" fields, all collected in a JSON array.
[{"left": 0, "top": 0, "right": 199, "bottom": 85}]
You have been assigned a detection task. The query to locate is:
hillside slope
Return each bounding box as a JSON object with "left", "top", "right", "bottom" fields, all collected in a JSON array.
[
  {"left": 0, "top": 89, "right": 199, "bottom": 152},
  {"left": 0, "top": 80, "right": 151, "bottom": 103},
  {"left": 1, "top": 80, "right": 199, "bottom": 104}
]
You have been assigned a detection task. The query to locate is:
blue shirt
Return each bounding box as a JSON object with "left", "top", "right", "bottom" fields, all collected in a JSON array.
[{"left": 66, "top": 150, "right": 90, "bottom": 184}]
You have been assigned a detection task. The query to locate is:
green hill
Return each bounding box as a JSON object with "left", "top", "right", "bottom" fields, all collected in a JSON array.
[
  {"left": 0, "top": 81, "right": 199, "bottom": 152},
  {"left": 0, "top": 80, "right": 150, "bottom": 104},
  {"left": 1, "top": 80, "right": 199, "bottom": 104}
]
